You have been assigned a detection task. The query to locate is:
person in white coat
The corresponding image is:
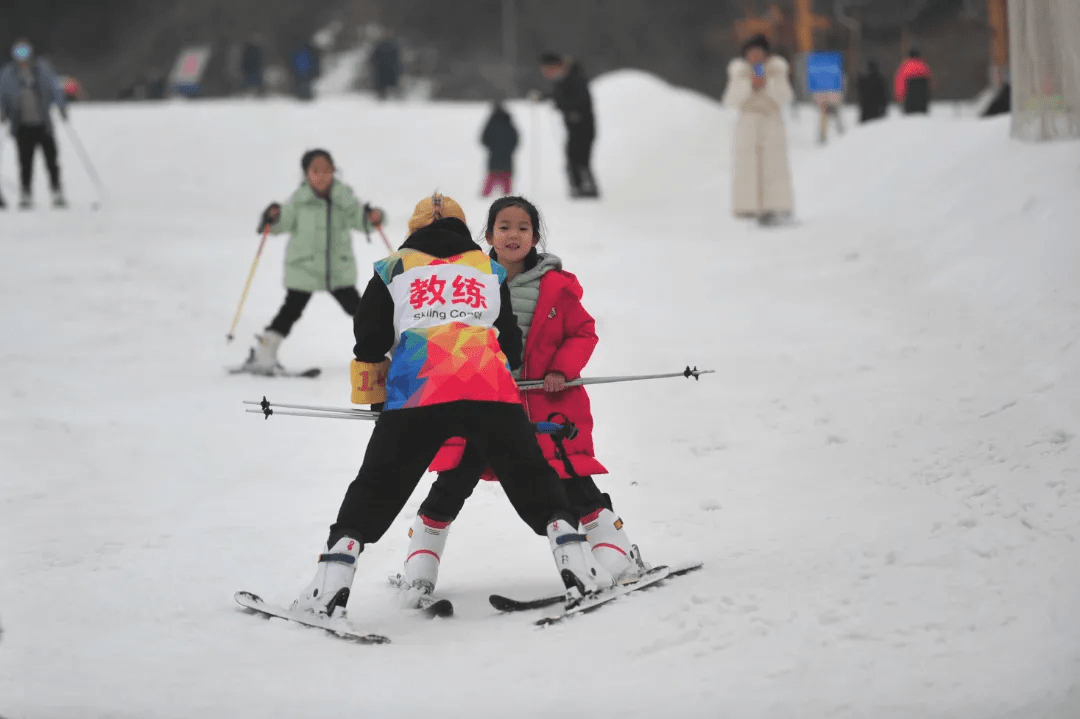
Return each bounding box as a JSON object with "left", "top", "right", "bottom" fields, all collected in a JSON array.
[{"left": 722, "top": 35, "right": 795, "bottom": 226}]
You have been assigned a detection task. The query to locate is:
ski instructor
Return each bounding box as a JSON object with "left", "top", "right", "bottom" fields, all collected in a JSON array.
[{"left": 0, "top": 38, "right": 68, "bottom": 209}]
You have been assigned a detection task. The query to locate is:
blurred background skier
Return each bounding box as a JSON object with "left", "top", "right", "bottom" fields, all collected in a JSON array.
[
  {"left": 894, "top": 49, "right": 932, "bottom": 115},
  {"left": 237, "top": 148, "right": 384, "bottom": 375},
  {"left": 480, "top": 101, "right": 518, "bottom": 197},
  {"left": 538, "top": 52, "right": 599, "bottom": 199},
  {"left": 721, "top": 34, "right": 794, "bottom": 226},
  {"left": 0, "top": 39, "right": 69, "bottom": 209}
]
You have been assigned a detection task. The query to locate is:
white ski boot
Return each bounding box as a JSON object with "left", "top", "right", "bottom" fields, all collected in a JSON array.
[
  {"left": 292, "top": 535, "right": 362, "bottom": 616},
  {"left": 402, "top": 514, "right": 451, "bottom": 595},
  {"left": 240, "top": 329, "right": 285, "bottom": 375},
  {"left": 52, "top": 188, "right": 67, "bottom": 209},
  {"left": 580, "top": 508, "right": 650, "bottom": 584},
  {"left": 18, "top": 189, "right": 32, "bottom": 210},
  {"left": 547, "top": 519, "right": 615, "bottom": 604}
]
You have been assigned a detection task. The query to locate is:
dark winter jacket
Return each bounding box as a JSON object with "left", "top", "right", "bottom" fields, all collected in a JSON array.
[
  {"left": 293, "top": 45, "right": 319, "bottom": 79},
  {"left": 371, "top": 40, "right": 402, "bottom": 90},
  {"left": 481, "top": 106, "right": 519, "bottom": 173},
  {"left": 551, "top": 62, "right": 594, "bottom": 129},
  {"left": 857, "top": 66, "right": 889, "bottom": 123},
  {"left": 241, "top": 43, "right": 263, "bottom": 80},
  {"left": 0, "top": 59, "right": 67, "bottom": 135},
  {"left": 353, "top": 217, "right": 523, "bottom": 370}
]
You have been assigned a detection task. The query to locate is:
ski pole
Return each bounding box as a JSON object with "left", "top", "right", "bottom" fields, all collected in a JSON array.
[
  {"left": 243, "top": 397, "right": 379, "bottom": 418},
  {"left": 530, "top": 95, "right": 540, "bottom": 196},
  {"left": 0, "top": 134, "right": 5, "bottom": 207},
  {"left": 226, "top": 227, "right": 271, "bottom": 342},
  {"left": 516, "top": 366, "right": 715, "bottom": 391},
  {"left": 247, "top": 397, "right": 576, "bottom": 436},
  {"left": 59, "top": 116, "right": 107, "bottom": 206},
  {"left": 375, "top": 224, "right": 393, "bottom": 253},
  {"left": 245, "top": 408, "right": 376, "bottom": 421}
]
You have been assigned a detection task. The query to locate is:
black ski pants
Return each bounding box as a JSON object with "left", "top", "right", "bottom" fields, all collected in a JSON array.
[
  {"left": 565, "top": 119, "right": 596, "bottom": 195},
  {"left": 267, "top": 286, "right": 360, "bottom": 337},
  {"left": 329, "top": 401, "right": 578, "bottom": 547},
  {"left": 420, "top": 440, "right": 612, "bottom": 523},
  {"left": 16, "top": 124, "right": 61, "bottom": 193}
]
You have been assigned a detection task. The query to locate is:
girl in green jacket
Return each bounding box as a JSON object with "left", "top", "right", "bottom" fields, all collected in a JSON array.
[{"left": 238, "top": 149, "right": 384, "bottom": 375}]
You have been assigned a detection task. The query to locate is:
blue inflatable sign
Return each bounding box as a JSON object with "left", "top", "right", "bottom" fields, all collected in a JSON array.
[{"left": 806, "top": 51, "right": 844, "bottom": 93}]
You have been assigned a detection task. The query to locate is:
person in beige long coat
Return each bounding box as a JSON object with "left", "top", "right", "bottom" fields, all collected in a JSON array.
[{"left": 722, "top": 35, "right": 795, "bottom": 225}]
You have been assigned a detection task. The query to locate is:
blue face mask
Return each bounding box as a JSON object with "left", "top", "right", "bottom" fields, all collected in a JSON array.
[{"left": 12, "top": 44, "right": 31, "bottom": 62}]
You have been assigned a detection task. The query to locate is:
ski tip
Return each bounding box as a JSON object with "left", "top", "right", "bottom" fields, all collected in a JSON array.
[
  {"left": 489, "top": 595, "right": 514, "bottom": 612},
  {"left": 426, "top": 599, "right": 454, "bottom": 618},
  {"left": 234, "top": 590, "right": 266, "bottom": 608}
]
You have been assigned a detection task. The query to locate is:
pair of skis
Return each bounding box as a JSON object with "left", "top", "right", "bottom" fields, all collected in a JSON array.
[
  {"left": 493, "top": 560, "right": 704, "bottom": 625},
  {"left": 235, "top": 561, "right": 703, "bottom": 643}
]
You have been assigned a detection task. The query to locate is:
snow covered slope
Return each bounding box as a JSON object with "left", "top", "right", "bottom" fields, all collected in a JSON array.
[{"left": 1, "top": 71, "right": 1078, "bottom": 718}]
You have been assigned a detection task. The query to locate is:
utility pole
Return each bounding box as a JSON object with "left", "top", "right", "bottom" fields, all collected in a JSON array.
[
  {"left": 794, "top": 0, "right": 831, "bottom": 54},
  {"left": 987, "top": 0, "right": 1008, "bottom": 88}
]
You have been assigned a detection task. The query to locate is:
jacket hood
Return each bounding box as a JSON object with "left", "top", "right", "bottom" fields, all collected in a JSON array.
[
  {"left": 400, "top": 217, "right": 481, "bottom": 258},
  {"left": 513, "top": 251, "right": 562, "bottom": 285}
]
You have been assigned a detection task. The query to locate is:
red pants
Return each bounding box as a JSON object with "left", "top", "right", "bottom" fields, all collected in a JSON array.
[{"left": 482, "top": 171, "right": 512, "bottom": 197}]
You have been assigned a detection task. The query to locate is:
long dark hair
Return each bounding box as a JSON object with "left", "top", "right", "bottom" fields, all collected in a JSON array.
[{"left": 484, "top": 195, "right": 546, "bottom": 249}]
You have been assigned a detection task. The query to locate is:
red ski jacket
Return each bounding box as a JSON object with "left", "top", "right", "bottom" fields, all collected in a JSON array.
[
  {"left": 894, "top": 58, "right": 931, "bottom": 103},
  {"left": 429, "top": 267, "right": 607, "bottom": 479}
]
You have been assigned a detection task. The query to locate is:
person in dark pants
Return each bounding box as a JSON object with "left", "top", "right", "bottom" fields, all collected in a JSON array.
[
  {"left": 370, "top": 35, "right": 402, "bottom": 100},
  {"left": 894, "top": 50, "right": 932, "bottom": 115},
  {"left": 238, "top": 148, "right": 384, "bottom": 375},
  {"left": 0, "top": 39, "right": 68, "bottom": 209},
  {"left": 291, "top": 42, "right": 320, "bottom": 101},
  {"left": 539, "top": 52, "right": 598, "bottom": 199},
  {"left": 857, "top": 60, "right": 889, "bottom": 123},
  {"left": 291, "top": 193, "right": 615, "bottom": 618},
  {"left": 480, "top": 101, "right": 518, "bottom": 196},
  {"left": 241, "top": 35, "right": 265, "bottom": 97}
]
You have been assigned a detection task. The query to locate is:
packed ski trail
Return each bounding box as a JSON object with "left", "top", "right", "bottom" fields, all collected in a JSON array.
[{"left": 1, "top": 72, "right": 1078, "bottom": 717}]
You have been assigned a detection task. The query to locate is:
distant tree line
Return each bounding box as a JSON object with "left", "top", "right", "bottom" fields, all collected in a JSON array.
[{"left": 3, "top": 0, "right": 992, "bottom": 101}]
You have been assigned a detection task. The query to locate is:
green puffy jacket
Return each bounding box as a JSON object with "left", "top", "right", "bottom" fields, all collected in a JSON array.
[{"left": 270, "top": 180, "right": 375, "bottom": 292}]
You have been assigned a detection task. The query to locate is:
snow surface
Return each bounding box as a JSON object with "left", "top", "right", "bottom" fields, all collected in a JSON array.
[{"left": 1, "top": 70, "right": 1079, "bottom": 718}]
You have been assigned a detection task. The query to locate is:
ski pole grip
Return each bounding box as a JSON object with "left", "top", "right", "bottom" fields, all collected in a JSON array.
[{"left": 535, "top": 416, "right": 579, "bottom": 440}]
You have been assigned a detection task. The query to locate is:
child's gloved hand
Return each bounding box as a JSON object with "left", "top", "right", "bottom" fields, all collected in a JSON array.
[
  {"left": 257, "top": 203, "right": 281, "bottom": 233},
  {"left": 365, "top": 207, "right": 385, "bottom": 227},
  {"left": 543, "top": 372, "right": 566, "bottom": 393}
]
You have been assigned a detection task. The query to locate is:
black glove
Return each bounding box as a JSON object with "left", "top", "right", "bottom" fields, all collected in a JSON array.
[{"left": 257, "top": 203, "right": 281, "bottom": 233}]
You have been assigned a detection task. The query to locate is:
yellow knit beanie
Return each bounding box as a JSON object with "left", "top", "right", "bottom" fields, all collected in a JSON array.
[{"left": 406, "top": 193, "right": 466, "bottom": 236}]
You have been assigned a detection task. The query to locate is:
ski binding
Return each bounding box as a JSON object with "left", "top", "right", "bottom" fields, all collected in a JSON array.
[{"left": 234, "top": 591, "right": 389, "bottom": 644}]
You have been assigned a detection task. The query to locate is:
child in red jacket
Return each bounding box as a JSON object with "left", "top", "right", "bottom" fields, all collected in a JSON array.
[{"left": 397, "top": 196, "right": 650, "bottom": 597}]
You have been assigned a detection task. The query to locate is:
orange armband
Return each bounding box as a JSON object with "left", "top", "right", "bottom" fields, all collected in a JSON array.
[{"left": 351, "top": 358, "right": 389, "bottom": 405}]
